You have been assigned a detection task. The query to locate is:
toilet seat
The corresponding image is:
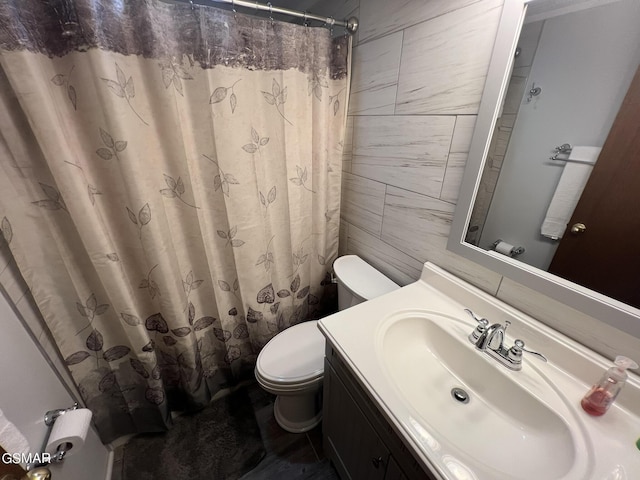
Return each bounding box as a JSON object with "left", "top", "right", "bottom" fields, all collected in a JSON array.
[
  {"left": 255, "top": 371, "right": 323, "bottom": 393},
  {"left": 256, "top": 320, "right": 325, "bottom": 386}
]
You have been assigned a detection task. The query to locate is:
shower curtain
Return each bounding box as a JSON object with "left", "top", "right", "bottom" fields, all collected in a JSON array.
[{"left": 0, "top": 0, "right": 349, "bottom": 442}]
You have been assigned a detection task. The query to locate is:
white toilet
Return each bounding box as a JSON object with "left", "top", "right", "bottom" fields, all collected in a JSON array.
[{"left": 254, "top": 255, "right": 400, "bottom": 432}]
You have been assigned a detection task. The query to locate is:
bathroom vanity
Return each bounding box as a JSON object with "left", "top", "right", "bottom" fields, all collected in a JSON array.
[
  {"left": 318, "top": 262, "right": 640, "bottom": 480},
  {"left": 323, "top": 344, "right": 432, "bottom": 480}
]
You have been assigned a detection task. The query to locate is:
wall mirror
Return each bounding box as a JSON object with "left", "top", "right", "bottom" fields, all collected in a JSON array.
[{"left": 448, "top": 0, "right": 640, "bottom": 339}]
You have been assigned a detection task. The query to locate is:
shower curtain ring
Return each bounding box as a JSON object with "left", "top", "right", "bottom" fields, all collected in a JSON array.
[
  {"left": 189, "top": 0, "right": 194, "bottom": 11},
  {"left": 267, "top": 2, "right": 274, "bottom": 25},
  {"left": 232, "top": 0, "right": 237, "bottom": 18}
]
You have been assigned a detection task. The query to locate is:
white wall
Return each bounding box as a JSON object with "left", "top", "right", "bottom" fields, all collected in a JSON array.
[
  {"left": 480, "top": 0, "right": 640, "bottom": 269},
  {"left": 467, "top": 19, "right": 544, "bottom": 246},
  {"left": 0, "top": 286, "right": 110, "bottom": 479}
]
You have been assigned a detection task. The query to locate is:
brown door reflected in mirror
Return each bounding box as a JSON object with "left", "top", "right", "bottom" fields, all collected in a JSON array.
[
  {"left": 0, "top": 446, "right": 26, "bottom": 479},
  {"left": 549, "top": 65, "right": 640, "bottom": 308}
]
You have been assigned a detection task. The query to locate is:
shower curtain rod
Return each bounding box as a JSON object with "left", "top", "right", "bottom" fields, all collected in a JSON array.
[{"left": 184, "top": 0, "right": 359, "bottom": 34}]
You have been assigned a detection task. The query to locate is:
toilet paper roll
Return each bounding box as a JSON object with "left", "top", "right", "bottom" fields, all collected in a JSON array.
[
  {"left": 494, "top": 241, "right": 515, "bottom": 256},
  {"left": 45, "top": 408, "right": 92, "bottom": 457}
]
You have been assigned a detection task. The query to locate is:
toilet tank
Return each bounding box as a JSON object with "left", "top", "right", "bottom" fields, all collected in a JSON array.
[{"left": 333, "top": 255, "right": 400, "bottom": 311}]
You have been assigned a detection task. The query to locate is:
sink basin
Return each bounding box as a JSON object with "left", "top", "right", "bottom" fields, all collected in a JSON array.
[
  {"left": 319, "top": 263, "right": 639, "bottom": 480},
  {"left": 377, "top": 311, "right": 581, "bottom": 479}
]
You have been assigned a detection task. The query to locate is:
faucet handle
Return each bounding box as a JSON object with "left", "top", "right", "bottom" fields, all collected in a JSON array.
[
  {"left": 464, "top": 308, "right": 489, "bottom": 325},
  {"left": 465, "top": 309, "right": 489, "bottom": 343},
  {"left": 509, "top": 339, "right": 548, "bottom": 363}
]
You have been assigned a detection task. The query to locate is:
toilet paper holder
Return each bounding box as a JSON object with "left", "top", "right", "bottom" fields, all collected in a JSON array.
[
  {"left": 44, "top": 402, "right": 78, "bottom": 427},
  {"left": 26, "top": 403, "right": 79, "bottom": 471},
  {"left": 492, "top": 239, "right": 525, "bottom": 257}
]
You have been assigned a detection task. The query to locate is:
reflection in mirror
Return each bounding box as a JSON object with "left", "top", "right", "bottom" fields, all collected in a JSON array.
[
  {"left": 466, "top": 0, "right": 640, "bottom": 308},
  {"left": 448, "top": 0, "right": 640, "bottom": 340}
]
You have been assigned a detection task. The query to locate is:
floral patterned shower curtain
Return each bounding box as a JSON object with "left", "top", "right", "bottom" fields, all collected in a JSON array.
[{"left": 0, "top": 0, "right": 349, "bottom": 442}]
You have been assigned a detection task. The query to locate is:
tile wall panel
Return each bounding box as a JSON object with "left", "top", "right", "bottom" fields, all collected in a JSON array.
[
  {"left": 380, "top": 186, "right": 501, "bottom": 292},
  {"left": 342, "top": 116, "right": 354, "bottom": 173},
  {"left": 358, "top": 0, "right": 483, "bottom": 44},
  {"left": 395, "top": 0, "right": 503, "bottom": 115},
  {"left": 353, "top": 115, "right": 455, "bottom": 160},
  {"left": 327, "top": 0, "right": 360, "bottom": 19},
  {"left": 351, "top": 155, "right": 445, "bottom": 198},
  {"left": 381, "top": 185, "right": 455, "bottom": 255},
  {"left": 345, "top": 224, "right": 423, "bottom": 286},
  {"left": 348, "top": 32, "right": 403, "bottom": 115},
  {"left": 340, "top": 172, "right": 386, "bottom": 235},
  {"left": 440, "top": 115, "right": 477, "bottom": 203},
  {"left": 339, "top": 219, "right": 348, "bottom": 256},
  {"left": 450, "top": 116, "right": 477, "bottom": 154},
  {"left": 351, "top": 115, "right": 455, "bottom": 197},
  {"left": 440, "top": 153, "right": 468, "bottom": 204}
]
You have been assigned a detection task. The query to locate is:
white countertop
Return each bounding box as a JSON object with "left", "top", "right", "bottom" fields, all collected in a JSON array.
[{"left": 318, "top": 262, "right": 640, "bottom": 480}]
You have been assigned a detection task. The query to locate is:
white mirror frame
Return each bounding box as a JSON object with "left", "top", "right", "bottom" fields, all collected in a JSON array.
[{"left": 447, "top": 0, "right": 640, "bottom": 339}]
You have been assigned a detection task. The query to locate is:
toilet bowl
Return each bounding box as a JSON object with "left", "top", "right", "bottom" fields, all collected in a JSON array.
[{"left": 254, "top": 255, "right": 400, "bottom": 433}]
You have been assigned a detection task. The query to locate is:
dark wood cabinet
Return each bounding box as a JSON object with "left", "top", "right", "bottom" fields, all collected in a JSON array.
[{"left": 323, "top": 345, "right": 436, "bottom": 480}]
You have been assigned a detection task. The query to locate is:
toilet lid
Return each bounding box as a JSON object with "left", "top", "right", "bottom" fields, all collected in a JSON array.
[
  {"left": 257, "top": 320, "right": 325, "bottom": 384},
  {"left": 333, "top": 255, "right": 400, "bottom": 300}
]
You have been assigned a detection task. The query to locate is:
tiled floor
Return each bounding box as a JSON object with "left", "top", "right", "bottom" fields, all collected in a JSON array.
[
  {"left": 240, "top": 382, "right": 338, "bottom": 480},
  {"left": 111, "top": 381, "right": 338, "bottom": 479}
]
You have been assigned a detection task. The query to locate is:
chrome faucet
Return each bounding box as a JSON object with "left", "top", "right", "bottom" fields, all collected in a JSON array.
[
  {"left": 464, "top": 309, "right": 547, "bottom": 371},
  {"left": 475, "top": 322, "right": 508, "bottom": 352}
]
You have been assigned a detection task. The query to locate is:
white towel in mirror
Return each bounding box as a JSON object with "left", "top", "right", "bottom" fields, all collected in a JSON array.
[{"left": 541, "top": 146, "right": 601, "bottom": 239}]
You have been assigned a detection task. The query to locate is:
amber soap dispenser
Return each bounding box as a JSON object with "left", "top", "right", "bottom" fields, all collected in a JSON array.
[{"left": 581, "top": 356, "right": 638, "bottom": 416}]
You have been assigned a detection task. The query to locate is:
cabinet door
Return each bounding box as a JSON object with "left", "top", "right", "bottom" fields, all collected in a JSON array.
[
  {"left": 385, "top": 457, "right": 408, "bottom": 480},
  {"left": 324, "top": 360, "right": 390, "bottom": 480}
]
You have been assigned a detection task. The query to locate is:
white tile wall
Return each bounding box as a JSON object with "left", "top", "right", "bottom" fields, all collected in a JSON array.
[
  {"left": 395, "top": 0, "right": 503, "bottom": 115},
  {"left": 337, "top": 0, "right": 639, "bottom": 359},
  {"left": 326, "top": 0, "right": 360, "bottom": 20},
  {"left": 340, "top": 171, "right": 386, "bottom": 235},
  {"left": 339, "top": 219, "right": 349, "bottom": 256},
  {"left": 348, "top": 32, "right": 403, "bottom": 115},
  {"left": 353, "top": 115, "right": 454, "bottom": 159},
  {"left": 440, "top": 153, "right": 468, "bottom": 204},
  {"left": 358, "top": 0, "right": 483, "bottom": 44},
  {"left": 381, "top": 185, "right": 455, "bottom": 251},
  {"left": 342, "top": 116, "right": 354, "bottom": 173},
  {"left": 345, "top": 224, "right": 423, "bottom": 286},
  {"left": 450, "top": 116, "right": 477, "bottom": 154},
  {"left": 340, "top": 0, "right": 509, "bottom": 298},
  {"left": 352, "top": 115, "right": 456, "bottom": 197},
  {"left": 440, "top": 115, "right": 477, "bottom": 203}
]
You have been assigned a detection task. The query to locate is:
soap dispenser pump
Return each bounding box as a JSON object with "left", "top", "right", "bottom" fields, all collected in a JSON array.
[{"left": 581, "top": 355, "right": 638, "bottom": 416}]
